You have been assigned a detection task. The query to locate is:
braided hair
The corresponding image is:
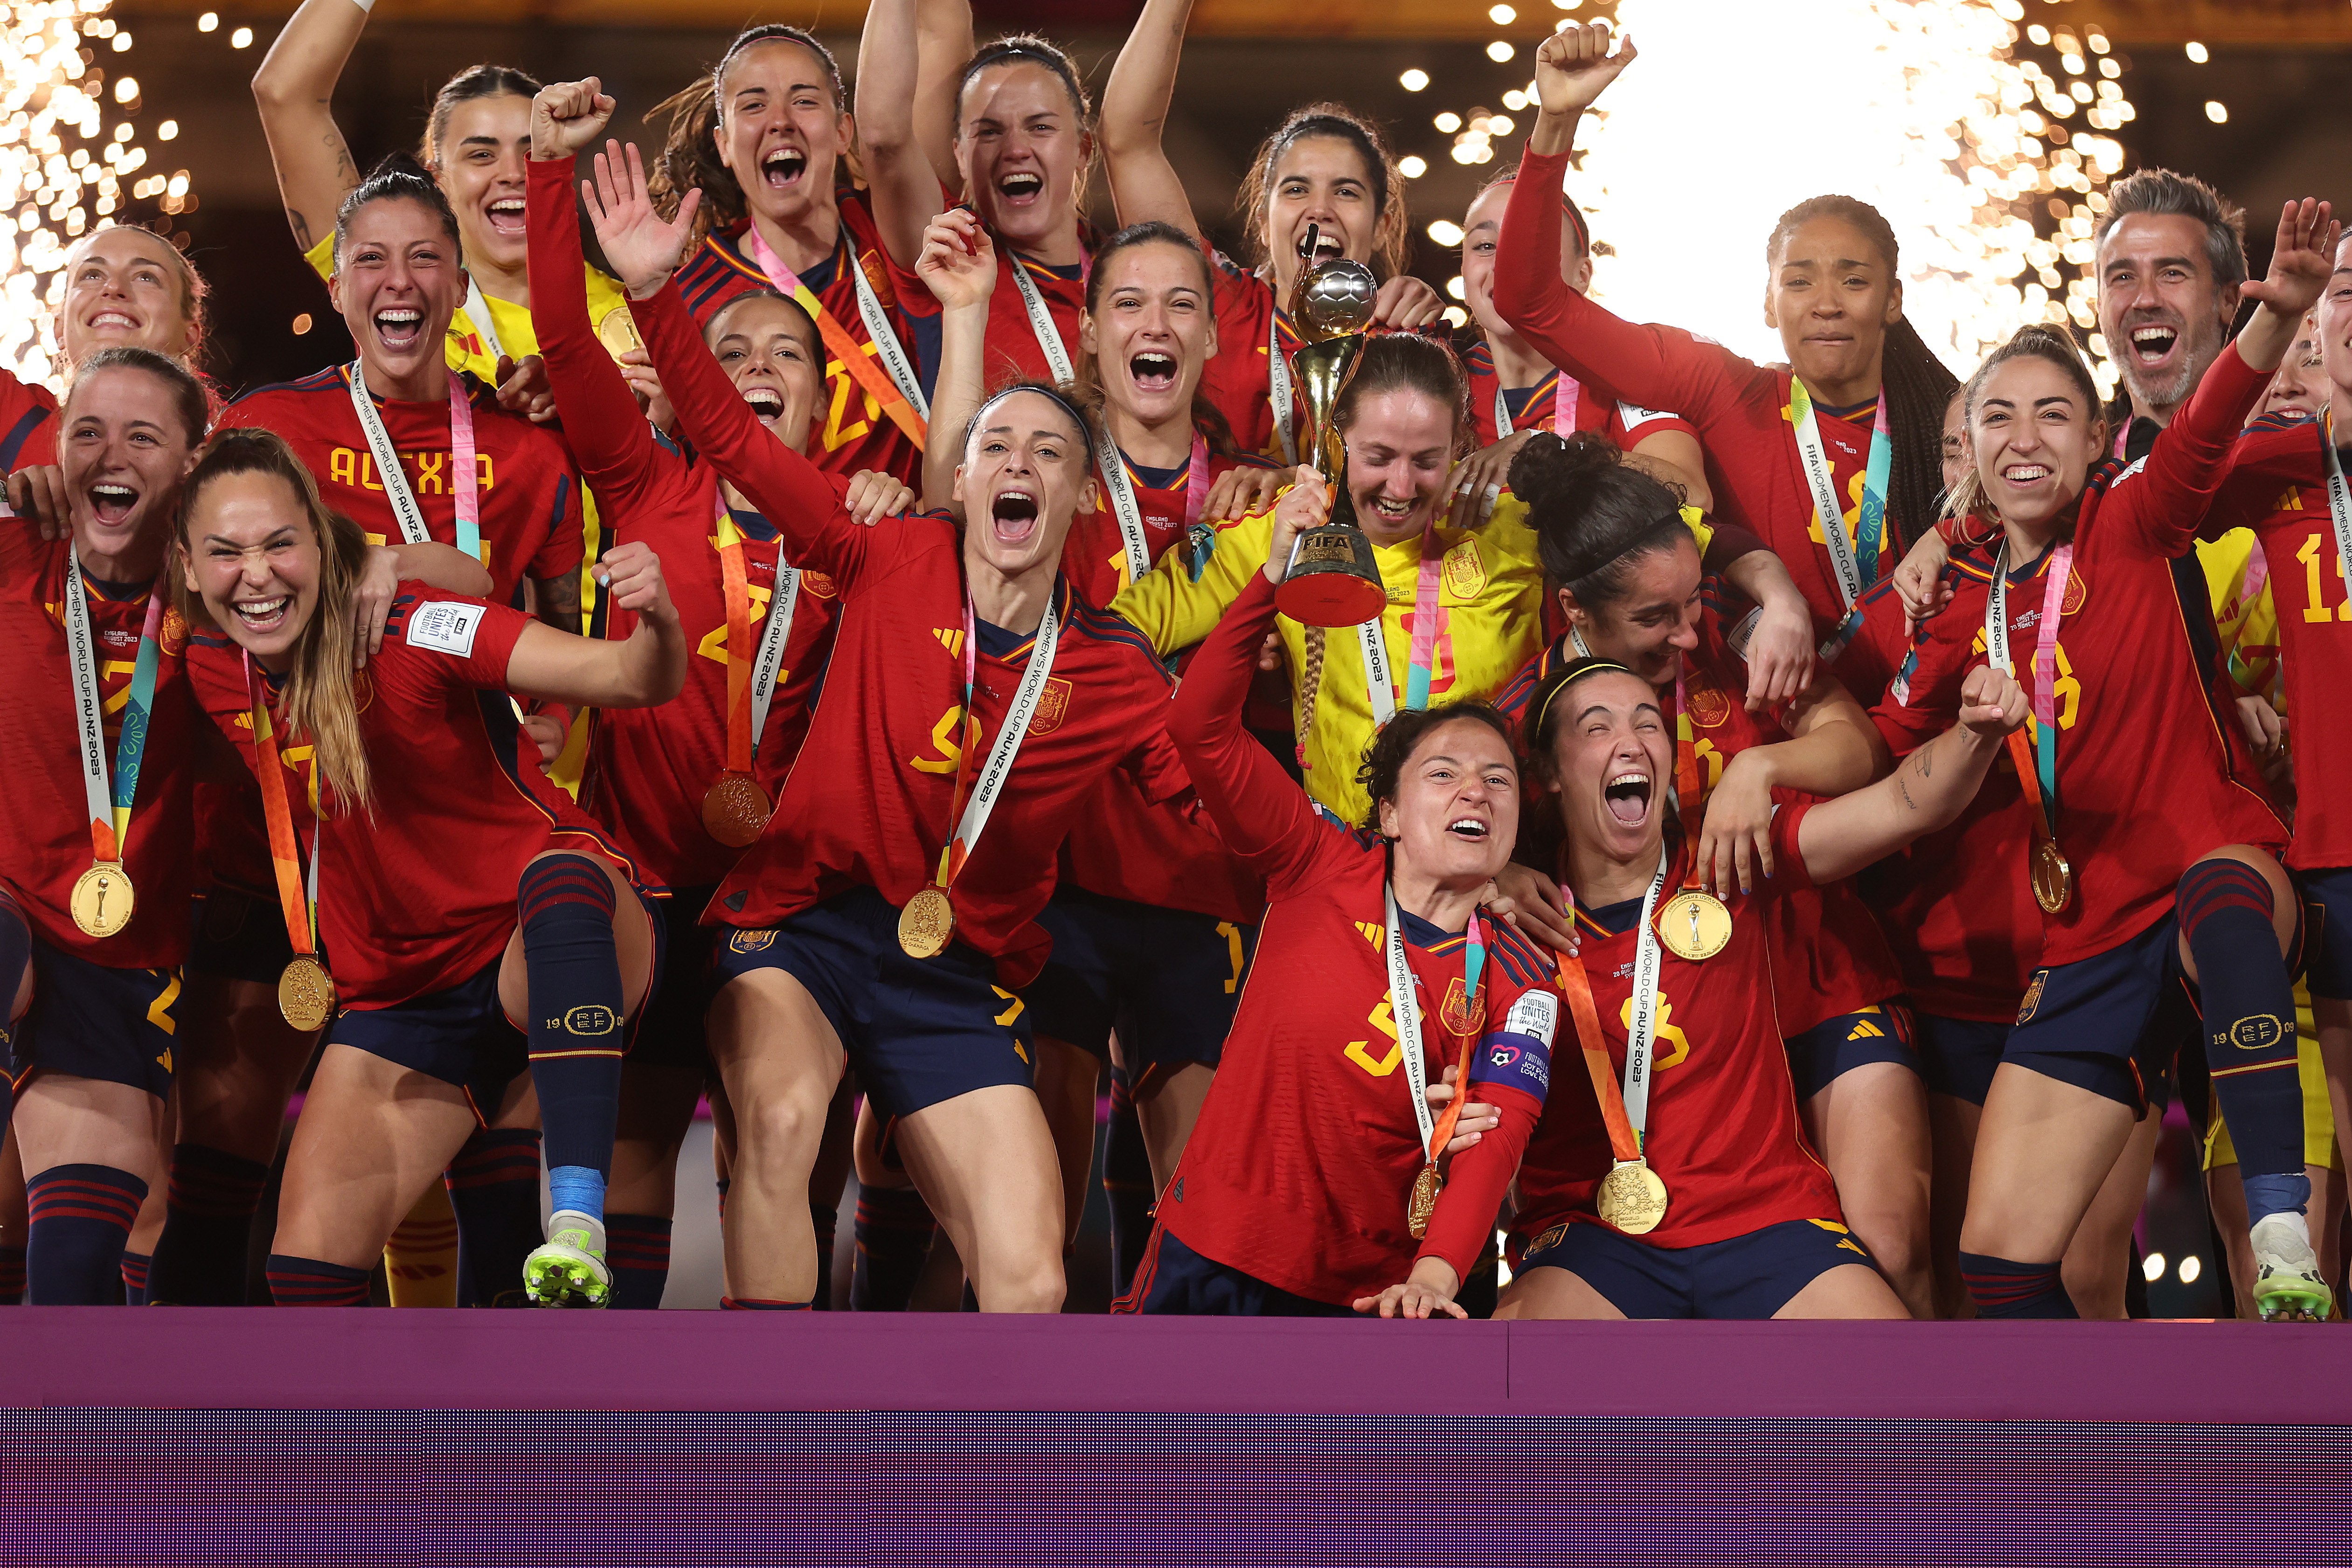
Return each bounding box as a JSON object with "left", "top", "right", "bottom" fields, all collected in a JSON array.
[{"left": 1766, "top": 195, "right": 1959, "bottom": 553}]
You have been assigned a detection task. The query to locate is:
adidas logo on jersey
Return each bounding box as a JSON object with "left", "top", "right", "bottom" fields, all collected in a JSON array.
[
  {"left": 934, "top": 626, "right": 965, "bottom": 657},
  {"left": 1355, "top": 921, "right": 1383, "bottom": 948}
]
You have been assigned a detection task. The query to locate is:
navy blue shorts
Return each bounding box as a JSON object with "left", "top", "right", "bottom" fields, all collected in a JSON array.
[
  {"left": 187, "top": 886, "right": 295, "bottom": 985},
  {"left": 331, "top": 957, "right": 528, "bottom": 1121},
  {"left": 1111, "top": 1223, "right": 1354, "bottom": 1317},
  {"left": 6, "top": 939, "right": 180, "bottom": 1100},
  {"left": 1518, "top": 1216, "right": 1876, "bottom": 1319},
  {"left": 1783, "top": 1000, "right": 1917, "bottom": 1102},
  {"left": 2007, "top": 913, "right": 2198, "bottom": 1113},
  {"left": 2303, "top": 866, "right": 2352, "bottom": 1002},
  {"left": 1023, "top": 886, "right": 1254, "bottom": 1082},
  {"left": 1915, "top": 1012, "right": 2009, "bottom": 1105},
  {"left": 707, "top": 886, "right": 1035, "bottom": 1123},
  {"left": 628, "top": 882, "right": 715, "bottom": 1074}
]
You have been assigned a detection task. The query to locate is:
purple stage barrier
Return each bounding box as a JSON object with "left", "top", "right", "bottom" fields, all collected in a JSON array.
[{"left": 6, "top": 1312, "right": 2351, "bottom": 1564}]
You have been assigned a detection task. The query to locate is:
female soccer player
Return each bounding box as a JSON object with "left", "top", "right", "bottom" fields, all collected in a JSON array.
[
  {"left": 859, "top": 0, "right": 1100, "bottom": 391},
  {"left": 647, "top": 28, "right": 926, "bottom": 486},
  {"left": 251, "top": 0, "right": 632, "bottom": 384},
  {"left": 177, "top": 427, "right": 682, "bottom": 1308},
  {"left": 589, "top": 138, "right": 1196, "bottom": 1312},
  {"left": 1499, "top": 644, "right": 2024, "bottom": 1320},
  {"left": 1495, "top": 24, "right": 1957, "bottom": 687},
  {"left": 0, "top": 349, "right": 206, "bottom": 1304},
  {"left": 1488, "top": 433, "right": 1934, "bottom": 1315},
  {"left": 221, "top": 164, "right": 585, "bottom": 628},
  {"left": 1099, "top": 0, "right": 1445, "bottom": 465},
  {"left": 1879, "top": 199, "right": 2338, "bottom": 1322},
  {"left": 1115, "top": 476, "right": 1560, "bottom": 1318},
  {"left": 527, "top": 79, "right": 915, "bottom": 1307}
]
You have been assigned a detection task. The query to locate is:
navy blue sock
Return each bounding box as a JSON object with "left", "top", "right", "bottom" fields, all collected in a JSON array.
[
  {"left": 266, "top": 1253, "right": 370, "bottom": 1306},
  {"left": 518, "top": 855, "right": 624, "bottom": 1209},
  {"left": 26, "top": 1164, "right": 146, "bottom": 1305},
  {"left": 1103, "top": 1070, "right": 1155, "bottom": 1300},
  {"left": 444, "top": 1127, "right": 544, "bottom": 1307},
  {"left": 0, "top": 890, "right": 28, "bottom": 1132},
  {"left": 2179, "top": 859, "right": 2305, "bottom": 1216},
  {"left": 151, "top": 1142, "right": 271, "bottom": 1305},
  {"left": 1959, "top": 1250, "right": 2078, "bottom": 1319},
  {"left": 851, "top": 1185, "right": 937, "bottom": 1311},
  {"left": 119, "top": 1249, "right": 152, "bottom": 1305},
  {"left": 605, "top": 1212, "right": 671, "bottom": 1309},
  {"left": 0, "top": 1245, "right": 24, "bottom": 1304}
]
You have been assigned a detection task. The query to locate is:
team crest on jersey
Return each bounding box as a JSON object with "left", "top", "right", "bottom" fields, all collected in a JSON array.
[
  {"left": 2017, "top": 970, "right": 2049, "bottom": 1024},
  {"left": 2058, "top": 568, "right": 2088, "bottom": 617},
  {"left": 159, "top": 608, "right": 189, "bottom": 655},
  {"left": 729, "top": 929, "right": 778, "bottom": 953},
  {"left": 1685, "top": 678, "right": 1732, "bottom": 729},
  {"left": 1441, "top": 540, "right": 1486, "bottom": 601},
  {"left": 859, "top": 249, "right": 896, "bottom": 306},
  {"left": 802, "top": 571, "right": 838, "bottom": 599},
  {"left": 1026, "top": 677, "right": 1074, "bottom": 737},
  {"left": 1438, "top": 976, "right": 1472, "bottom": 1035}
]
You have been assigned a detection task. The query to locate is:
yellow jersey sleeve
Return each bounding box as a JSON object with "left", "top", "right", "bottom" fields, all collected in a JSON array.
[
  {"left": 1111, "top": 497, "right": 1277, "bottom": 658},
  {"left": 2198, "top": 528, "right": 2283, "bottom": 706}
]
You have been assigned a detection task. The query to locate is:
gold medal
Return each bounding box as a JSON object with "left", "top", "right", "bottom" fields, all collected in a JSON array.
[
  {"left": 1596, "top": 1158, "right": 1670, "bottom": 1235},
  {"left": 277, "top": 954, "right": 338, "bottom": 1033},
  {"left": 700, "top": 771, "right": 773, "bottom": 849},
  {"left": 70, "top": 861, "right": 134, "bottom": 938},
  {"left": 2031, "top": 840, "right": 2074, "bottom": 915},
  {"left": 1656, "top": 890, "right": 1731, "bottom": 961},
  {"left": 897, "top": 884, "right": 955, "bottom": 959},
  {"left": 1407, "top": 1163, "right": 1439, "bottom": 1239}
]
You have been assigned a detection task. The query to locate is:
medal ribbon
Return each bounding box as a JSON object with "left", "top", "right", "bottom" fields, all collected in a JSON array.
[
  {"left": 61, "top": 552, "right": 164, "bottom": 864},
  {"left": 932, "top": 589, "right": 1062, "bottom": 891},
  {"left": 1620, "top": 846, "right": 1674, "bottom": 1146},
  {"left": 1382, "top": 884, "right": 1488, "bottom": 1170},
  {"left": 243, "top": 654, "right": 322, "bottom": 963},
  {"left": 1985, "top": 539, "right": 2071, "bottom": 844},
  {"left": 347, "top": 361, "right": 483, "bottom": 562},
  {"left": 1180, "top": 437, "right": 1217, "bottom": 582},
  {"left": 1555, "top": 948, "right": 1638, "bottom": 1163},
  {"left": 2323, "top": 411, "right": 2352, "bottom": 609},
  {"left": 1491, "top": 371, "right": 1579, "bottom": 439},
  {"left": 742, "top": 226, "right": 929, "bottom": 448},
  {"left": 462, "top": 277, "right": 506, "bottom": 368},
  {"left": 715, "top": 501, "right": 805, "bottom": 775},
  {"left": 1268, "top": 310, "right": 1297, "bottom": 466},
  {"left": 1007, "top": 252, "right": 1077, "bottom": 385},
  {"left": 1669, "top": 666, "right": 1709, "bottom": 894},
  {"left": 1788, "top": 379, "right": 1893, "bottom": 610}
]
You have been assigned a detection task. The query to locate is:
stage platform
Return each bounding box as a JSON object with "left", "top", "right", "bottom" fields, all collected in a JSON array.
[{"left": 6, "top": 1311, "right": 2351, "bottom": 1563}]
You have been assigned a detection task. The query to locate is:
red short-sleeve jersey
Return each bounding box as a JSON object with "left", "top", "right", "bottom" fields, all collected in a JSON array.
[
  {"left": 0, "top": 367, "right": 56, "bottom": 478},
  {"left": 1061, "top": 438, "right": 1273, "bottom": 608},
  {"left": 881, "top": 192, "right": 1087, "bottom": 394},
  {"left": 1875, "top": 347, "right": 2286, "bottom": 968},
  {"left": 2204, "top": 415, "right": 2352, "bottom": 870},
  {"left": 0, "top": 534, "right": 197, "bottom": 969},
  {"left": 1512, "top": 808, "right": 1844, "bottom": 1252},
  {"left": 671, "top": 191, "right": 923, "bottom": 488},
  {"left": 185, "top": 592, "right": 642, "bottom": 1009},
  {"left": 218, "top": 368, "right": 583, "bottom": 605},
  {"left": 1460, "top": 341, "right": 1698, "bottom": 453}
]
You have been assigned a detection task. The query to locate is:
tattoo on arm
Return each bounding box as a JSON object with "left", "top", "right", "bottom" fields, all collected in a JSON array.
[
  {"left": 287, "top": 208, "right": 312, "bottom": 250},
  {"left": 1897, "top": 775, "right": 1917, "bottom": 812},
  {"left": 1915, "top": 743, "right": 1933, "bottom": 778},
  {"left": 534, "top": 572, "right": 583, "bottom": 633}
]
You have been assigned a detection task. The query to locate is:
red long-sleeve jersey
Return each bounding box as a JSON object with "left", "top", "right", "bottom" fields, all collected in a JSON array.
[
  {"left": 672, "top": 192, "right": 923, "bottom": 488},
  {"left": 529, "top": 159, "right": 837, "bottom": 889},
  {"left": 1460, "top": 341, "right": 1696, "bottom": 452},
  {"left": 2203, "top": 414, "right": 2352, "bottom": 870},
  {"left": 0, "top": 536, "right": 196, "bottom": 968},
  {"left": 0, "top": 367, "right": 55, "bottom": 478},
  {"left": 638, "top": 275, "right": 1191, "bottom": 989},
  {"left": 1160, "top": 571, "right": 1558, "bottom": 1303},
  {"left": 1875, "top": 344, "right": 2286, "bottom": 968},
  {"left": 186, "top": 592, "right": 645, "bottom": 1009},
  {"left": 1494, "top": 145, "right": 1907, "bottom": 671}
]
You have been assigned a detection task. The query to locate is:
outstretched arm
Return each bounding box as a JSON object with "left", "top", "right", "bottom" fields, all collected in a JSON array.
[
  {"left": 502, "top": 540, "right": 685, "bottom": 708},
  {"left": 1794, "top": 664, "right": 2026, "bottom": 885},
  {"left": 250, "top": 0, "right": 371, "bottom": 254},
  {"left": 1100, "top": 0, "right": 1204, "bottom": 238},
  {"left": 857, "top": 0, "right": 951, "bottom": 269}
]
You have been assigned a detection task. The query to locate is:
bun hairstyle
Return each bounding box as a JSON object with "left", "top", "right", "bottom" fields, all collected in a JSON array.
[
  {"left": 1077, "top": 220, "right": 1240, "bottom": 455},
  {"left": 333, "top": 154, "right": 463, "bottom": 270},
  {"left": 650, "top": 24, "right": 846, "bottom": 243},
  {"left": 1236, "top": 104, "right": 1409, "bottom": 279},
  {"left": 1354, "top": 700, "right": 1517, "bottom": 835},
  {"left": 1944, "top": 322, "right": 2106, "bottom": 528},
  {"left": 173, "top": 428, "right": 376, "bottom": 812},
  {"left": 1766, "top": 194, "right": 1959, "bottom": 553},
  {"left": 1515, "top": 430, "right": 1693, "bottom": 613},
  {"left": 422, "top": 64, "right": 541, "bottom": 172}
]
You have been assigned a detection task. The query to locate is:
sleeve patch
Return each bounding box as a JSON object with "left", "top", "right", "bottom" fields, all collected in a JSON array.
[
  {"left": 406, "top": 601, "right": 486, "bottom": 658},
  {"left": 1504, "top": 989, "right": 1559, "bottom": 1047},
  {"left": 1616, "top": 401, "right": 1676, "bottom": 429},
  {"left": 1470, "top": 1027, "right": 1553, "bottom": 1098}
]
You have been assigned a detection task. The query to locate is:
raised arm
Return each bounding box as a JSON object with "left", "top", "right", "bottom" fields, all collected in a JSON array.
[
  {"left": 857, "top": 0, "right": 951, "bottom": 269},
  {"left": 250, "top": 0, "right": 369, "bottom": 254},
  {"left": 912, "top": 0, "right": 974, "bottom": 198},
  {"left": 1794, "top": 664, "right": 2025, "bottom": 886},
  {"left": 915, "top": 209, "right": 997, "bottom": 513},
  {"left": 502, "top": 540, "right": 686, "bottom": 708},
  {"left": 1099, "top": 0, "right": 1205, "bottom": 238},
  {"left": 526, "top": 82, "right": 663, "bottom": 512}
]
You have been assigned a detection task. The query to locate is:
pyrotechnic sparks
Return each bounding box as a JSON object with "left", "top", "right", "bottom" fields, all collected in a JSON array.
[
  {"left": 0, "top": 0, "right": 186, "bottom": 382},
  {"left": 1552, "top": 1, "right": 2137, "bottom": 395}
]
